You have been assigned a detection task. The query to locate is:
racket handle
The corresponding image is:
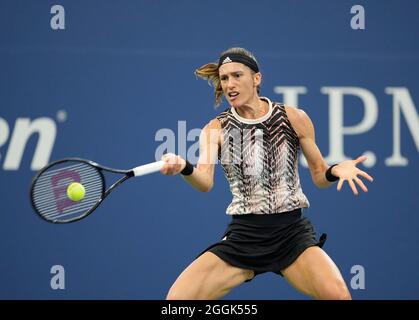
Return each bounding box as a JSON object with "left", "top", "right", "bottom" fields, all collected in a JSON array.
[{"left": 132, "top": 161, "right": 165, "bottom": 177}]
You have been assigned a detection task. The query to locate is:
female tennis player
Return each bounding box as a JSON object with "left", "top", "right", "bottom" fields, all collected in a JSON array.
[{"left": 160, "top": 47, "right": 373, "bottom": 300}]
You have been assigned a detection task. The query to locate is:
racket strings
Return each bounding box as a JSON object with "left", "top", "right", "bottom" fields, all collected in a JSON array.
[{"left": 32, "top": 161, "right": 104, "bottom": 222}]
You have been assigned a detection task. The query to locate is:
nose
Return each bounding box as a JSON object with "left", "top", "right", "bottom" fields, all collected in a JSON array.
[{"left": 226, "top": 78, "right": 235, "bottom": 90}]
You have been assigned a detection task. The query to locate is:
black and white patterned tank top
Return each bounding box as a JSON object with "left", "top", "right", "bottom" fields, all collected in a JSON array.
[{"left": 216, "top": 97, "right": 310, "bottom": 215}]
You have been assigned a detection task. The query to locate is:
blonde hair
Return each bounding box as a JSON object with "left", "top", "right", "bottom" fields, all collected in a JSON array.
[{"left": 195, "top": 47, "right": 260, "bottom": 107}]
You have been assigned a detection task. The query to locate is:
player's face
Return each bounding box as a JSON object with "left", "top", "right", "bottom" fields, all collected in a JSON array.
[{"left": 219, "top": 62, "right": 260, "bottom": 108}]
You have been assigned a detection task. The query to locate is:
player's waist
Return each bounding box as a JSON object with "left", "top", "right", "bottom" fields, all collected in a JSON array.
[{"left": 230, "top": 209, "right": 302, "bottom": 226}]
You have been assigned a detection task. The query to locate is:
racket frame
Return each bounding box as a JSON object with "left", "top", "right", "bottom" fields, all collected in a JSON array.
[{"left": 30, "top": 158, "right": 134, "bottom": 224}]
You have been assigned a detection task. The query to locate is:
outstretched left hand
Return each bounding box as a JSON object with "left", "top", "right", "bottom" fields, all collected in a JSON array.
[{"left": 332, "top": 155, "right": 374, "bottom": 195}]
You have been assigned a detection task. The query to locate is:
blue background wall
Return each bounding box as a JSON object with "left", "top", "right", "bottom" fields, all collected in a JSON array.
[{"left": 0, "top": 0, "right": 418, "bottom": 299}]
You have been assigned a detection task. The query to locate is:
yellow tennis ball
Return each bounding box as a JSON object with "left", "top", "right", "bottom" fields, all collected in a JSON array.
[{"left": 67, "top": 182, "right": 86, "bottom": 202}]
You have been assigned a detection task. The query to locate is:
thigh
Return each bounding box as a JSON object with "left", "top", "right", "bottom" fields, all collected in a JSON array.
[
  {"left": 281, "top": 246, "right": 351, "bottom": 300},
  {"left": 166, "top": 251, "right": 254, "bottom": 300}
]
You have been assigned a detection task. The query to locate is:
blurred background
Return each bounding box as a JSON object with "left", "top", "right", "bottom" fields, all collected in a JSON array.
[{"left": 0, "top": 0, "right": 418, "bottom": 299}]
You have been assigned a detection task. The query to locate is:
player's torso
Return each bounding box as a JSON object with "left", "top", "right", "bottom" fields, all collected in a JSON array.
[{"left": 215, "top": 97, "right": 309, "bottom": 214}]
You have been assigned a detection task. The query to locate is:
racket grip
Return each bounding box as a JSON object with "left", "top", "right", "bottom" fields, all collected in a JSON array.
[{"left": 132, "top": 161, "right": 165, "bottom": 177}]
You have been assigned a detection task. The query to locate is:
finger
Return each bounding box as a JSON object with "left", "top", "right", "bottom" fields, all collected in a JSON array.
[
  {"left": 164, "top": 166, "right": 173, "bottom": 175},
  {"left": 354, "top": 177, "right": 368, "bottom": 193},
  {"left": 166, "top": 164, "right": 181, "bottom": 175},
  {"left": 164, "top": 163, "right": 178, "bottom": 175},
  {"left": 171, "top": 165, "right": 182, "bottom": 175},
  {"left": 355, "top": 155, "right": 367, "bottom": 165},
  {"left": 358, "top": 170, "right": 374, "bottom": 182},
  {"left": 160, "top": 166, "right": 168, "bottom": 175},
  {"left": 163, "top": 154, "right": 174, "bottom": 163},
  {"left": 175, "top": 155, "right": 183, "bottom": 165},
  {"left": 337, "top": 178, "right": 344, "bottom": 191},
  {"left": 348, "top": 179, "right": 358, "bottom": 196},
  {"left": 166, "top": 155, "right": 177, "bottom": 165}
]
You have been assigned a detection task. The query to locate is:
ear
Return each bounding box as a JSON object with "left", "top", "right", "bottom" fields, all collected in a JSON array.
[{"left": 253, "top": 72, "right": 262, "bottom": 87}]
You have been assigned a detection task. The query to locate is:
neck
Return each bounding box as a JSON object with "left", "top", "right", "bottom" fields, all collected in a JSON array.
[{"left": 234, "top": 96, "right": 268, "bottom": 119}]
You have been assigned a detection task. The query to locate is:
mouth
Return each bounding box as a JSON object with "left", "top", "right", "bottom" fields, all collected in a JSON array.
[{"left": 228, "top": 91, "right": 239, "bottom": 101}]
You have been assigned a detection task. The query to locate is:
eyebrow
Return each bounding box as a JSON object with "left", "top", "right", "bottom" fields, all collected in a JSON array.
[{"left": 219, "top": 71, "right": 244, "bottom": 77}]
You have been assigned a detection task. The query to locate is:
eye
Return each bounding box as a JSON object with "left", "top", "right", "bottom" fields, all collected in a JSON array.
[
  {"left": 220, "top": 76, "right": 227, "bottom": 81},
  {"left": 234, "top": 73, "right": 241, "bottom": 78}
]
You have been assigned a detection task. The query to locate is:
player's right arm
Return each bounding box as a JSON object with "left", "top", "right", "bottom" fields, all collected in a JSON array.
[{"left": 160, "top": 118, "right": 221, "bottom": 192}]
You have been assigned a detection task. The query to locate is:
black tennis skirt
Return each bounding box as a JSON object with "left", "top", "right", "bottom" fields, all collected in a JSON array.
[{"left": 199, "top": 209, "right": 326, "bottom": 280}]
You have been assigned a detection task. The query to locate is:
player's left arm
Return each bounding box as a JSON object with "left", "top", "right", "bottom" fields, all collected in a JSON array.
[{"left": 286, "top": 106, "right": 374, "bottom": 194}]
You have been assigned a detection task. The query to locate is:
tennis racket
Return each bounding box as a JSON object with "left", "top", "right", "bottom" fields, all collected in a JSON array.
[{"left": 30, "top": 158, "right": 164, "bottom": 223}]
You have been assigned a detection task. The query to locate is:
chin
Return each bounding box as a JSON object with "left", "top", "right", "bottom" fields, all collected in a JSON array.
[
  {"left": 229, "top": 98, "right": 244, "bottom": 108},
  {"left": 229, "top": 101, "right": 238, "bottom": 108}
]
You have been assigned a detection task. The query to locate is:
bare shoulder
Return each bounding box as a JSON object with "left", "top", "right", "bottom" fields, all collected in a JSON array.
[
  {"left": 201, "top": 118, "right": 222, "bottom": 145},
  {"left": 284, "top": 105, "right": 314, "bottom": 139},
  {"left": 205, "top": 118, "right": 221, "bottom": 130}
]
